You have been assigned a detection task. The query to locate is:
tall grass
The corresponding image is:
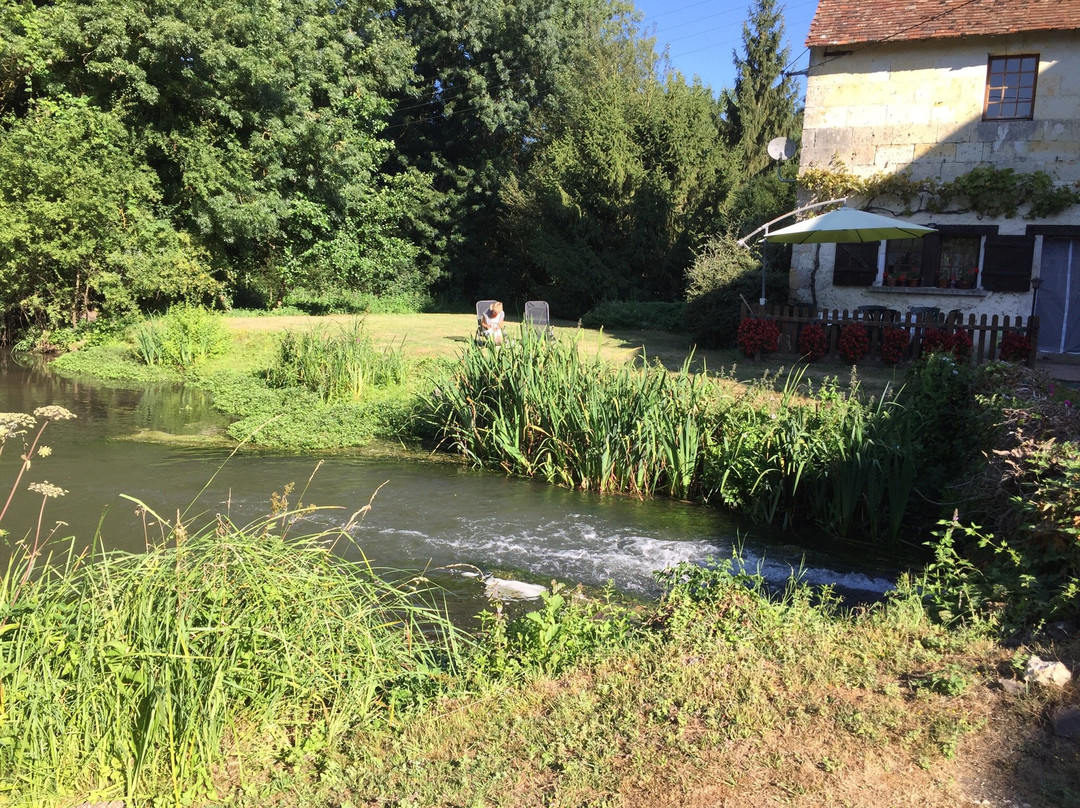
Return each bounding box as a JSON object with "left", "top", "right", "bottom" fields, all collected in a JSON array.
[
  {"left": 0, "top": 502, "right": 465, "bottom": 803},
  {"left": 421, "top": 335, "right": 924, "bottom": 546},
  {"left": 420, "top": 328, "right": 714, "bottom": 498},
  {"left": 264, "top": 319, "right": 407, "bottom": 402},
  {"left": 130, "top": 305, "right": 230, "bottom": 371}
]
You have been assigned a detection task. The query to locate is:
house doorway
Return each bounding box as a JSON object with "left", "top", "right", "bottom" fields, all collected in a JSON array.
[{"left": 1036, "top": 237, "right": 1080, "bottom": 354}]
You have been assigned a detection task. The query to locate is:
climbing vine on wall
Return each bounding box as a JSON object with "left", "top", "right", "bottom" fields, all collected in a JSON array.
[{"left": 799, "top": 160, "right": 1080, "bottom": 219}]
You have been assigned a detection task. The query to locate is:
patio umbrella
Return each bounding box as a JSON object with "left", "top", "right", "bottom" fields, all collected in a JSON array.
[{"left": 763, "top": 206, "right": 935, "bottom": 244}]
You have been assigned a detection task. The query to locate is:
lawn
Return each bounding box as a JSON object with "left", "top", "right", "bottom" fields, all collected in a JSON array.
[{"left": 223, "top": 310, "right": 908, "bottom": 397}]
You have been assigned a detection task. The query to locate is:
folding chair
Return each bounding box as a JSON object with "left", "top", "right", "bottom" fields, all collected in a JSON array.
[{"left": 523, "top": 300, "right": 554, "bottom": 340}]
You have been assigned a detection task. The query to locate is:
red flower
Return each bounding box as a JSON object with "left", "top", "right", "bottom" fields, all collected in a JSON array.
[
  {"left": 999, "top": 330, "right": 1032, "bottom": 362},
  {"left": 881, "top": 327, "right": 910, "bottom": 364},
  {"left": 921, "top": 328, "right": 973, "bottom": 361},
  {"left": 798, "top": 323, "right": 828, "bottom": 361},
  {"left": 838, "top": 322, "right": 869, "bottom": 364},
  {"left": 737, "top": 317, "right": 780, "bottom": 357}
]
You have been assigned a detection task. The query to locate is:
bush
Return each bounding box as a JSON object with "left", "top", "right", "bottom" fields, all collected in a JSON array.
[
  {"left": 881, "top": 326, "right": 910, "bottom": 365},
  {"left": 684, "top": 235, "right": 786, "bottom": 348},
  {"left": 281, "top": 287, "right": 433, "bottom": 315},
  {"left": 797, "top": 322, "right": 828, "bottom": 361},
  {"left": 998, "top": 330, "right": 1032, "bottom": 362},
  {"left": 579, "top": 301, "right": 686, "bottom": 332},
  {"left": 736, "top": 317, "right": 780, "bottom": 357},
  {"left": 838, "top": 322, "right": 869, "bottom": 364},
  {"left": 922, "top": 328, "right": 974, "bottom": 362}
]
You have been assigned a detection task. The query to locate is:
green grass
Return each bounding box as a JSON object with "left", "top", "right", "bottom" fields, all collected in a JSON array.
[{"left": 0, "top": 501, "right": 466, "bottom": 804}]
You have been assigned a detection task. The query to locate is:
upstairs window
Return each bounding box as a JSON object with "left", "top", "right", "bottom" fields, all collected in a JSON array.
[{"left": 985, "top": 54, "right": 1038, "bottom": 120}]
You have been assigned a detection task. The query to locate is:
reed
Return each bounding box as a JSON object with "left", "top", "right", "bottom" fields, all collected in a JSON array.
[
  {"left": 420, "top": 328, "right": 715, "bottom": 498},
  {"left": 264, "top": 319, "right": 407, "bottom": 402},
  {"left": 130, "top": 305, "right": 229, "bottom": 371},
  {"left": 0, "top": 503, "right": 465, "bottom": 803},
  {"left": 422, "top": 338, "right": 925, "bottom": 547}
]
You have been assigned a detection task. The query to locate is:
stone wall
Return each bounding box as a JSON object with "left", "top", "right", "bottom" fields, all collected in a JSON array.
[{"left": 788, "top": 31, "right": 1080, "bottom": 314}]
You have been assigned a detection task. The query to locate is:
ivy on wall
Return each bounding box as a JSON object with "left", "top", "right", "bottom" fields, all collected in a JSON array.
[{"left": 799, "top": 161, "right": 1080, "bottom": 219}]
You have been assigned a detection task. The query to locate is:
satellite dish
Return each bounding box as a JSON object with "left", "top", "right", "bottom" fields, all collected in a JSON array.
[{"left": 767, "top": 136, "right": 797, "bottom": 161}]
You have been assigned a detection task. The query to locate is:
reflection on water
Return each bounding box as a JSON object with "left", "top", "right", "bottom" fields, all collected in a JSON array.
[{"left": 0, "top": 352, "right": 898, "bottom": 620}]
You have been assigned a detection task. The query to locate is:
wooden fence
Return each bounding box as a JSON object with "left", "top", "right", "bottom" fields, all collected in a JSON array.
[{"left": 740, "top": 303, "right": 1039, "bottom": 368}]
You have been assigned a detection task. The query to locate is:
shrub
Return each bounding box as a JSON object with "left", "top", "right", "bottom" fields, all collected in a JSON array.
[
  {"left": 130, "top": 305, "right": 229, "bottom": 371},
  {"left": 921, "top": 328, "right": 974, "bottom": 362},
  {"left": 684, "top": 235, "right": 787, "bottom": 348},
  {"left": 797, "top": 322, "right": 828, "bottom": 361},
  {"left": 881, "top": 326, "right": 910, "bottom": 364},
  {"left": 951, "top": 329, "right": 973, "bottom": 362},
  {"left": 998, "top": 330, "right": 1032, "bottom": 362},
  {"left": 921, "top": 328, "right": 950, "bottom": 356},
  {"left": 736, "top": 317, "right": 780, "bottom": 357},
  {"left": 579, "top": 301, "right": 686, "bottom": 333},
  {"left": 282, "top": 287, "right": 433, "bottom": 315},
  {"left": 837, "top": 322, "right": 869, "bottom": 364}
]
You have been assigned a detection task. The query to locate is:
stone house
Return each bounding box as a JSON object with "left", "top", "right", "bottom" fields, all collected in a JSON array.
[{"left": 789, "top": 0, "right": 1080, "bottom": 356}]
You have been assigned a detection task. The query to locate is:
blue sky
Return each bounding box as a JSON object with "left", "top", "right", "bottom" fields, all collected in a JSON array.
[{"left": 632, "top": 0, "right": 820, "bottom": 96}]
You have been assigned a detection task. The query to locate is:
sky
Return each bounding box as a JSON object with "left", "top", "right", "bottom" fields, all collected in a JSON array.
[{"left": 631, "top": 0, "right": 820, "bottom": 96}]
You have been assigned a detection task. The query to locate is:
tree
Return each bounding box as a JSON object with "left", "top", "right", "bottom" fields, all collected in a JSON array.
[
  {"left": 0, "top": 97, "right": 218, "bottom": 335},
  {"left": 722, "top": 0, "right": 801, "bottom": 175},
  {"left": 14, "top": 0, "right": 432, "bottom": 303},
  {"left": 493, "top": 4, "right": 733, "bottom": 314},
  {"left": 717, "top": 0, "right": 801, "bottom": 244},
  {"left": 389, "top": 0, "right": 622, "bottom": 298}
]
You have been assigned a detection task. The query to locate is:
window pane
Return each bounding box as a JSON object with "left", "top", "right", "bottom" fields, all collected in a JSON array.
[{"left": 985, "top": 53, "right": 1038, "bottom": 119}]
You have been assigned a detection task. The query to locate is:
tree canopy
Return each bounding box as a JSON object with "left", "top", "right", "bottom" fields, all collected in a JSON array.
[{"left": 0, "top": 0, "right": 802, "bottom": 337}]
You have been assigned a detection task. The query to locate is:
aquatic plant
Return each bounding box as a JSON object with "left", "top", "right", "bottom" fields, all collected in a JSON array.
[
  {"left": 420, "top": 328, "right": 714, "bottom": 499},
  {"left": 130, "top": 305, "right": 229, "bottom": 371},
  {"left": 263, "top": 319, "right": 407, "bottom": 402}
]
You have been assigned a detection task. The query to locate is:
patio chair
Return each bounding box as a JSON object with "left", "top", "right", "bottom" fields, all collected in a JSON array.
[{"left": 523, "top": 300, "right": 554, "bottom": 340}]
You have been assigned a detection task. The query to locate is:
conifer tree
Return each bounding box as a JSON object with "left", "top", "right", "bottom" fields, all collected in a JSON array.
[{"left": 722, "top": 0, "right": 801, "bottom": 175}]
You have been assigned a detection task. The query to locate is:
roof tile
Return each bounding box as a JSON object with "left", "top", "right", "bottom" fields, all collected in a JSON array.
[{"left": 807, "top": 0, "right": 1080, "bottom": 46}]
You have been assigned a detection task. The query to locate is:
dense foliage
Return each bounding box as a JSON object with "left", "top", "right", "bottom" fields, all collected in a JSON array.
[{"left": 0, "top": 0, "right": 801, "bottom": 340}]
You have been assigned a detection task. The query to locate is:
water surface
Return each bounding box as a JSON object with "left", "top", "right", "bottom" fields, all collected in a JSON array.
[{"left": 0, "top": 352, "right": 897, "bottom": 618}]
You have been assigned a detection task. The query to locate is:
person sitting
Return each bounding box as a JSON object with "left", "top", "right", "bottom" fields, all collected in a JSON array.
[{"left": 479, "top": 300, "right": 505, "bottom": 344}]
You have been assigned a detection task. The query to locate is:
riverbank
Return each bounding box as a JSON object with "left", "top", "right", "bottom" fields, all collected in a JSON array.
[{"left": 19, "top": 311, "right": 1080, "bottom": 806}]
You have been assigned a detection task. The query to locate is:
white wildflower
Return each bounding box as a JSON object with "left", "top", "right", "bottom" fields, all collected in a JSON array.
[
  {"left": 33, "top": 405, "right": 76, "bottom": 421},
  {"left": 0, "top": 412, "right": 36, "bottom": 441},
  {"left": 28, "top": 481, "right": 68, "bottom": 498}
]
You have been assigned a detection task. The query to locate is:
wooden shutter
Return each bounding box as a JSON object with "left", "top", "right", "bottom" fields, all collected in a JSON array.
[
  {"left": 982, "top": 235, "right": 1035, "bottom": 292},
  {"left": 832, "top": 242, "right": 879, "bottom": 287}
]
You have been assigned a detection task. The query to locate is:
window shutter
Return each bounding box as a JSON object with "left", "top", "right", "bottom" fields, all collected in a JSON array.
[
  {"left": 982, "top": 235, "right": 1034, "bottom": 292},
  {"left": 832, "top": 242, "right": 880, "bottom": 287}
]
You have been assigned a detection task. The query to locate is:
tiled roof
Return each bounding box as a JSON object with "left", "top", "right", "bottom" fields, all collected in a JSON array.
[{"left": 807, "top": 0, "right": 1080, "bottom": 47}]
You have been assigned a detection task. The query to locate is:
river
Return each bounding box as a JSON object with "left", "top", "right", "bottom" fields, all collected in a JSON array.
[{"left": 0, "top": 352, "right": 897, "bottom": 619}]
